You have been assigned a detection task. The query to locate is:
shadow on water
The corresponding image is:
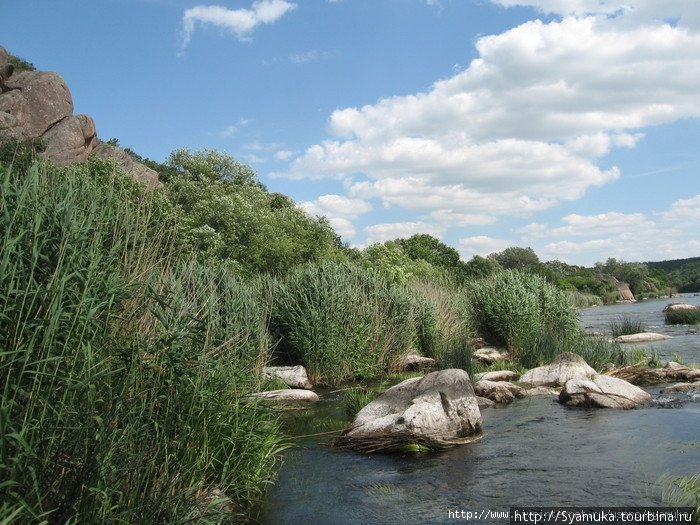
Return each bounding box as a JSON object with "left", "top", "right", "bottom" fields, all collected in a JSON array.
[{"left": 258, "top": 296, "right": 700, "bottom": 525}]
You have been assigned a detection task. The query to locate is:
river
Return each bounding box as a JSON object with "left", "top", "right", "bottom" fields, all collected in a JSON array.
[{"left": 258, "top": 295, "right": 700, "bottom": 525}]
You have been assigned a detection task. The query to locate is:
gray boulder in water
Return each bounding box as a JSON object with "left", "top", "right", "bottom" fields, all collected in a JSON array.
[
  {"left": 559, "top": 374, "right": 652, "bottom": 409},
  {"left": 520, "top": 353, "right": 596, "bottom": 387},
  {"left": 343, "top": 369, "right": 482, "bottom": 448}
]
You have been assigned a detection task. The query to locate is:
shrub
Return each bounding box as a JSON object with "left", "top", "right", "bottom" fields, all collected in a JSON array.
[
  {"left": 466, "top": 270, "right": 580, "bottom": 362},
  {"left": 665, "top": 308, "right": 700, "bottom": 325},
  {"left": 270, "top": 262, "right": 418, "bottom": 385}
]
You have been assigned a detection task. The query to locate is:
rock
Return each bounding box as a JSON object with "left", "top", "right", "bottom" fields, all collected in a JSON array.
[
  {"left": 263, "top": 365, "right": 313, "bottom": 389},
  {"left": 399, "top": 353, "right": 436, "bottom": 371},
  {"left": 0, "top": 71, "right": 72, "bottom": 138},
  {"left": 473, "top": 347, "right": 508, "bottom": 364},
  {"left": 520, "top": 353, "right": 596, "bottom": 387},
  {"left": 522, "top": 386, "right": 561, "bottom": 396},
  {"left": 559, "top": 374, "right": 652, "bottom": 409},
  {"left": 0, "top": 111, "right": 17, "bottom": 130},
  {"left": 0, "top": 47, "right": 8, "bottom": 68},
  {"left": 92, "top": 143, "right": 161, "bottom": 189},
  {"left": 476, "top": 396, "right": 496, "bottom": 408},
  {"left": 663, "top": 303, "right": 698, "bottom": 311},
  {"left": 41, "top": 114, "right": 98, "bottom": 165},
  {"left": 344, "top": 369, "right": 482, "bottom": 446},
  {"left": 607, "top": 362, "right": 700, "bottom": 384},
  {"left": 474, "top": 370, "right": 520, "bottom": 382},
  {"left": 661, "top": 381, "right": 700, "bottom": 393},
  {"left": 474, "top": 379, "right": 524, "bottom": 404},
  {"left": 614, "top": 332, "right": 671, "bottom": 343},
  {"left": 248, "top": 389, "right": 319, "bottom": 403}
]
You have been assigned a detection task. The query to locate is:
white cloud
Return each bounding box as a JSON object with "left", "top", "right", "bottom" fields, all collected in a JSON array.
[
  {"left": 219, "top": 118, "right": 250, "bottom": 137},
  {"left": 275, "top": 149, "right": 294, "bottom": 161},
  {"left": 364, "top": 222, "right": 445, "bottom": 244},
  {"left": 658, "top": 194, "right": 700, "bottom": 221},
  {"left": 300, "top": 194, "right": 373, "bottom": 240},
  {"left": 458, "top": 236, "right": 512, "bottom": 259},
  {"left": 518, "top": 212, "right": 655, "bottom": 239},
  {"left": 181, "top": 0, "right": 297, "bottom": 50},
  {"left": 274, "top": 7, "right": 700, "bottom": 237}
]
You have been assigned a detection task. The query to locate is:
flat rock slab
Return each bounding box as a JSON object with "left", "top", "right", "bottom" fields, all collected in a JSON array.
[
  {"left": 615, "top": 332, "right": 671, "bottom": 343},
  {"left": 473, "top": 347, "right": 509, "bottom": 364},
  {"left": 522, "top": 386, "right": 561, "bottom": 396},
  {"left": 263, "top": 365, "right": 313, "bottom": 389},
  {"left": 249, "top": 389, "right": 319, "bottom": 403},
  {"left": 474, "top": 379, "right": 524, "bottom": 404},
  {"left": 474, "top": 370, "right": 520, "bottom": 382},
  {"left": 663, "top": 303, "right": 698, "bottom": 311},
  {"left": 344, "top": 369, "right": 482, "bottom": 447},
  {"left": 560, "top": 374, "right": 652, "bottom": 409},
  {"left": 520, "top": 353, "right": 596, "bottom": 387}
]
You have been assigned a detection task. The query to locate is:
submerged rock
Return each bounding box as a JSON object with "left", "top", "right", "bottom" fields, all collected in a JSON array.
[
  {"left": 520, "top": 353, "right": 596, "bottom": 387},
  {"left": 661, "top": 381, "right": 700, "bottom": 394},
  {"left": 341, "top": 369, "right": 482, "bottom": 449},
  {"left": 474, "top": 379, "right": 524, "bottom": 404},
  {"left": 559, "top": 375, "right": 652, "bottom": 409},
  {"left": 614, "top": 332, "right": 671, "bottom": 343},
  {"left": 263, "top": 365, "right": 313, "bottom": 389}
]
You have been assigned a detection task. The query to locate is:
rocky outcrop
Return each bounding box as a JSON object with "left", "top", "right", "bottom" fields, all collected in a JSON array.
[
  {"left": 597, "top": 274, "right": 635, "bottom": 302},
  {"left": 92, "top": 143, "right": 160, "bottom": 189},
  {"left": 520, "top": 353, "right": 596, "bottom": 387},
  {"left": 559, "top": 374, "right": 652, "bottom": 409},
  {"left": 614, "top": 332, "right": 671, "bottom": 343},
  {"left": 0, "top": 46, "right": 158, "bottom": 187},
  {"left": 263, "top": 365, "right": 313, "bottom": 390},
  {"left": 341, "top": 369, "right": 482, "bottom": 449},
  {"left": 474, "top": 379, "right": 524, "bottom": 404}
]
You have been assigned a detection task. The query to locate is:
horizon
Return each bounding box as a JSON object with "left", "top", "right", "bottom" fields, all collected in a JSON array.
[{"left": 3, "top": 0, "right": 699, "bottom": 266}]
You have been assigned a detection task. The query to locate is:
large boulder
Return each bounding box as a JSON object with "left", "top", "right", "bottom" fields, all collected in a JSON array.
[
  {"left": 41, "top": 114, "right": 97, "bottom": 165},
  {"left": 614, "top": 332, "right": 671, "bottom": 343},
  {"left": 92, "top": 143, "right": 160, "bottom": 189},
  {"left": 342, "top": 369, "right": 482, "bottom": 448},
  {"left": 663, "top": 303, "right": 697, "bottom": 312},
  {"left": 0, "top": 70, "right": 72, "bottom": 138},
  {"left": 263, "top": 365, "right": 313, "bottom": 389},
  {"left": 474, "top": 379, "right": 524, "bottom": 404},
  {"left": 520, "top": 353, "right": 596, "bottom": 387},
  {"left": 559, "top": 374, "right": 652, "bottom": 409}
]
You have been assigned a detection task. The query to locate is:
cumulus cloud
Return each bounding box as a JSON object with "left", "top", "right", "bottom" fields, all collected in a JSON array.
[
  {"left": 658, "top": 194, "right": 700, "bottom": 221},
  {"left": 181, "top": 0, "right": 297, "bottom": 50},
  {"left": 300, "top": 195, "right": 373, "bottom": 239},
  {"left": 364, "top": 222, "right": 445, "bottom": 244},
  {"left": 518, "top": 212, "right": 655, "bottom": 239},
  {"left": 458, "top": 236, "right": 511, "bottom": 259},
  {"left": 273, "top": 5, "right": 700, "bottom": 237}
]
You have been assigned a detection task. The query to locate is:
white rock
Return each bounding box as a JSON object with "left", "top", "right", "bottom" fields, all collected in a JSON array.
[
  {"left": 559, "top": 374, "right": 652, "bottom": 409},
  {"left": 614, "top": 332, "right": 671, "bottom": 343},
  {"left": 249, "top": 389, "right": 319, "bottom": 403},
  {"left": 520, "top": 353, "right": 596, "bottom": 387},
  {"left": 263, "top": 365, "right": 313, "bottom": 389},
  {"left": 474, "top": 370, "right": 520, "bottom": 382}
]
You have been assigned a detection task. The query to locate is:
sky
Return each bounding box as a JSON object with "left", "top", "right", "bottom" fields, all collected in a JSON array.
[{"left": 3, "top": 0, "right": 699, "bottom": 266}]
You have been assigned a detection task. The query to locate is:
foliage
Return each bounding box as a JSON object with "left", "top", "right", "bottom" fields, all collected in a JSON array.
[
  {"left": 269, "top": 262, "right": 419, "bottom": 385},
  {"left": 362, "top": 240, "right": 449, "bottom": 284},
  {"left": 659, "top": 473, "right": 700, "bottom": 523},
  {"left": 565, "top": 290, "right": 603, "bottom": 308},
  {"left": 665, "top": 308, "right": 700, "bottom": 325},
  {"left": 464, "top": 255, "right": 502, "bottom": 279},
  {"left": 7, "top": 53, "right": 36, "bottom": 72},
  {"left": 344, "top": 387, "right": 382, "bottom": 417},
  {"left": 466, "top": 270, "right": 580, "bottom": 364},
  {"left": 398, "top": 234, "right": 470, "bottom": 282},
  {"left": 488, "top": 246, "right": 540, "bottom": 271},
  {"left": 609, "top": 315, "right": 646, "bottom": 337},
  {"left": 0, "top": 159, "right": 285, "bottom": 523}
]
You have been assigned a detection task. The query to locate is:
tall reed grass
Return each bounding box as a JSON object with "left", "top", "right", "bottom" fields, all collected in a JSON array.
[
  {"left": 269, "top": 262, "right": 419, "bottom": 385},
  {"left": 0, "top": 158, "right": 285, "bottom": 523},
  {"left": 609, "top": 315, "right": 645, "bottom": 337},
  {"left": 665, "top": 308, "right": 700, "bottom": 325}
]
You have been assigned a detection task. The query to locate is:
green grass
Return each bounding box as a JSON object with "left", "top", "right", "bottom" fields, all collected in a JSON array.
[
  {"left": 344, "top": 387, "right": 383, "bottom": 417},
  {"left": 0, "top": 158, "right": 286, "bottom": 524},
  {"left": 665, "top": 308, "right": 700, "bottom": 325},
  {"left": 659, "top": 474, "right": 700, "bottom": 523},
  {"left": 609, "top": 315, "right": 646, "bottom": 337}
]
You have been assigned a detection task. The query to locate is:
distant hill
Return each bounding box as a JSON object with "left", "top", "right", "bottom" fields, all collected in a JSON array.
[
  {"left": 646, "top": 256, "right": 700, "bottom": 272},
  {"left": 647, "top": 256, "right": 700, "bottom": 292}
]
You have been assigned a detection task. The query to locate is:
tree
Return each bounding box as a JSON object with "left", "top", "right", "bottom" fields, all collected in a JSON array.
[
  {"left": 488, "top": 246, "right": 540, "bottom": 271},
  {"left": 464, "top": 255, "right": 501, "bottom": 279},
  {"left": 397, "top": 234, "right": 469, "bottom": 281},
  {"left": 167, "top": 148, "right": 262, "bottom": 187}
]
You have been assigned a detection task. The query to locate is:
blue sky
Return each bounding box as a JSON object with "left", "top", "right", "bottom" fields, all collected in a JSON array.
[{"left": 3, "top": 0, "right": 699, "bottom": 266}]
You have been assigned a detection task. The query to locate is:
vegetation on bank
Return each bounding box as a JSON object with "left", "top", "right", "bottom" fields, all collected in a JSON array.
[
  {"left": 665, "top": 307, "right": 700, "bottom": 325},
  {"left": 0, "top": 139, "right": 693, "bottom": 523}
]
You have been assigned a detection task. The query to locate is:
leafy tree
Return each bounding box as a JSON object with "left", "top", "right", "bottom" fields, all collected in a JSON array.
[
  {"left": 488, "top": 246, "right": 540, "bottom": 271},
  {"left": 464, "top": 255, "right": 501, "bottom": 279},
  {"left": 397, "top": 234, "right": 469, "bottom": 282},
  {"left": 167, "top": 148, "right": 262, "bottom": 187}
]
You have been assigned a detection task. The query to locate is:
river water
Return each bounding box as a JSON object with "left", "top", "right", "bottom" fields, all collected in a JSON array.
[{"left": 258, "top": 296, "right": 700, "bottom": 525}]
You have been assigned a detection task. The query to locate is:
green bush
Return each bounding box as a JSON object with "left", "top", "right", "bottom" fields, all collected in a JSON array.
[
  {"left": 0, "top": 160, "right": 285, "bottom": 523},
  {"left": 665, "top": 308, "right": 700, "bottom": 325},
  {"left": 269, "top": 262, "right": 419, "bottom": 385},
  {"left": 466, "top": 270, "right": 580, "bottom": 365},
  {"left": 609, "top": 315, "right": 645, "bottom": 337}
]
